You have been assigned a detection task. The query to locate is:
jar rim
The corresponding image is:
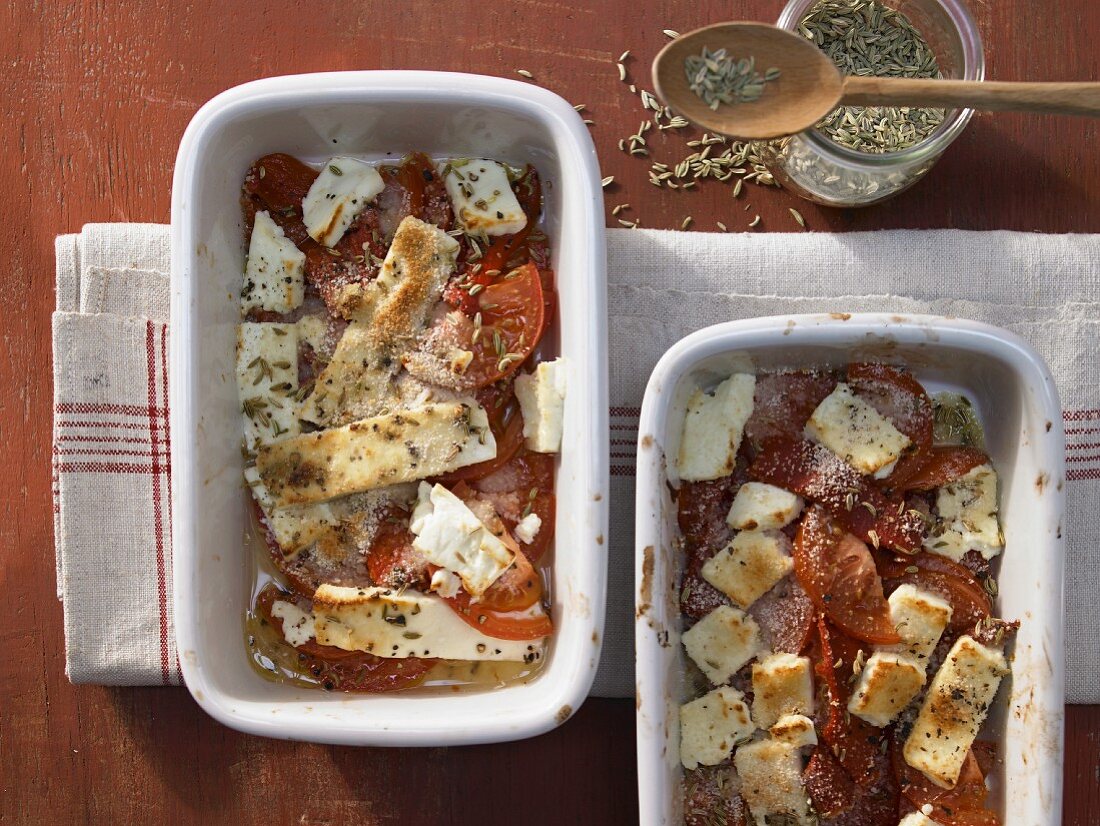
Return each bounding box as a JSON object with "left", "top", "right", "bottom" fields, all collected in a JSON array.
[{"left": 776, "top": 0, "right": 986, "bottom": 168}]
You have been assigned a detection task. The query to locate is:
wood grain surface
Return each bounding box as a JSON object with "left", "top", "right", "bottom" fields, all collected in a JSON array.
[{"left": 2, "top": 1, "right": 1097, "bottom": 824}]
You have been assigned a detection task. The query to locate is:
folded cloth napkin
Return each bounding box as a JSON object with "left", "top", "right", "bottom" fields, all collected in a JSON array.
[{"left": 54, "top": 225, "right": 1100, "bottom": 702}]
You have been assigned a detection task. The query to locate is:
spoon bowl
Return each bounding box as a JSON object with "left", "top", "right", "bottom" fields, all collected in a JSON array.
[{"left": 653, "top": 22, "right": 842, "bottom": 140}]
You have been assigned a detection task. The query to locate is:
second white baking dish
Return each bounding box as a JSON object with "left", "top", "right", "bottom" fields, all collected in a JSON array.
[{"left": 634, "top": 314, "right": 1065, "bottom": 825}]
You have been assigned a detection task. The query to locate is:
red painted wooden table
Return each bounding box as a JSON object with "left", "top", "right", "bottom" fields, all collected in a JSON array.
[{"left": 2, "top": 1, "right": 1097, "bottom": 823}]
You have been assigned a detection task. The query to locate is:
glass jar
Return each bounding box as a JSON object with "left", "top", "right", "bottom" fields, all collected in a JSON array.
[{"left": 762, "top": 0, "right": 985, "bottom": 207}]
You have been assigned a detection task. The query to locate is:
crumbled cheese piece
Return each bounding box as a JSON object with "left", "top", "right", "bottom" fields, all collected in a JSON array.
[
  {"left": 296, "top": 314, "right": 333, "bottom": 359},
  {"left": 682, "top": 605, "right": 762, "bottom": 685},
  {"left": 514, "top": 512, "right": 543, "bottom": 545},
  {"left": 924, "top": 463, "right": 1003, "bottom": 562},
  {"left": 898, "top": 813, "right": 946, "bottom": 826},
  {"left": 769, "top": 713, "right": 817, "bottom": 748},
  {"left": 302, "top": 157, "right": 385, "bottom": 247},
  {"left": 679, "top": 686, "right": 755, "bottom": 770},
  {"left": 847, "top": 651, "right": 926, "bottom": 728},
  {"left": 677, "top": 373, "right": 756, "bottom": 482},
  {"left": 734, "top": 739, "right": 814, "bottom": 826},
  {"left": 442, "top": 159, "right": 528, "bottom": 236},
  {"left": 887, "top": 584, "right": 952, "bottom": 664},
  {"left": 514, "top": 359, "right": 567, "bottom": 453},
  {"left": 904, "top": 635, "right": 1009, "bottom": 788},
  {"left": 256, "top": 400, "right": 497, "bottom": 507},
  {"left": 312, "top": 585, "right": 547, "bottom": 661},
  {"left": 242, "top": 211, "right": 306, "bottom": 314},
  {"left": 751, "top": 652, "right": 814, "bottom": 729},
  {"left": 271, "top": 600, "right": 315, "bottom": 647},
  {"left": 726, "top": 481, "right": 804, "bottom": 530},
  {"left": 701, "top": 529, "right": 793, "bottom": 610},
  {"left": 300, "top": 217, "right": 460, "bottom": 426},
  {"left": 243, "top": 466, "right": 338, "bottom": 557},
  {"left": 805, "top": 382, "right": 912, "bottom": 476},
  {"left": 236, "top": 322, "right": 300, "bottom": 450},
  {"left": 409, "top": 483, "right": 516, "bottom": 596},
  {"left": 430, "top": 568, "right": 462, "bottom": 599}
]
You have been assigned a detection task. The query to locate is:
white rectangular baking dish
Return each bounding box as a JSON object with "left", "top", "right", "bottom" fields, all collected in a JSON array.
[
  {"left": 170, "top": 71, "right": 608, "bottom": 746},
  {"left": 635, "top": 314, "right": 1064, "bottom": 824}
]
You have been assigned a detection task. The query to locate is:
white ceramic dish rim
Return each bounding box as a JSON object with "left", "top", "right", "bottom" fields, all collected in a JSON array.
[
  {"left": 170, "top": 71, "right": 609, "bottom": 746},
  {"left": 634, "top": 313, "right": 1065, "bottom": 825}
]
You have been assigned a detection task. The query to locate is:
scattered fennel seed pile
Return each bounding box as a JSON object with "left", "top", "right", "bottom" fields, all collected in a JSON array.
[
  {"left": 685, "top": 47, "right": 781, "bottom": 110},
  {"left": 800, "top": 0, "right": 946, "bottom": 153}
]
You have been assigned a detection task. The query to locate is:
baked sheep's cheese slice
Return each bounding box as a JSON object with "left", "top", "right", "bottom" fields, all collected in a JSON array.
[
  {"left": 237, "top": 322, "right": 300, "bottom": 451},
  {"left": 310, "top": 584, "right": 547, "bottom": 662},
  {"left": 734, "top": 739, "right": 815, "bottom": 826},
  {"left": 242, "top": 210, "right": 306, "bottom": 314},
  {"left": 679, "top": 686, "right": 755, "bottom": 770},
  {"left": 514, "top": 358, "right": 567, "bottom": 453},
  {"left": 899, "top": 813, "right": 947, "bottom": 826},
  {"left": 409, "top": 482, "right": 516, "bottom": 596},
  {"left": 255, "top": 400, "right": 497, "bottom": 507},
  {"left": 805, "top": 382, "right": 912, "bottom": 477},
  {"left": 751, "top": 652, "right": 814, "bottom": 729},
  {"left": 302, "top": 156, "right": 385, "bottom": 247},
  {"left": 442, "top": 159, "right": 527, "bottom": 236},
  {"left": 702, "top": 529, "right": 793, "bottom": 610},
  {"left": 769, "top": 713, "right": 817, "bottom": 748},
  {"left": 677, "top": 373, "right": 756, "bottom": 482},
  {"left": 725, "top": 482, "right": 804, "bottom": 531},
  {"left": 681, "top": 605, "right": 762, "bottom": 685},
  {"left": 243, "top": 466, "right": 338, "bottom": 557},
  {"left": 300, "top": 216, "right": 460, "bottom": 426},
  {"left": 924, "top": 463, "right": 1004, "bottom": 562},
  {"left": 886, "top": 584, "right": 953, "bottom": 665},
  {"left": 903, "top": 635, "right": 1009, "bottom": 788},
  {"left": 847, "top": 651, "right": 926, "bottom": 728}
]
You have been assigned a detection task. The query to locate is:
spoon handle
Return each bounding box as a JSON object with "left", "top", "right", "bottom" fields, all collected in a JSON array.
[{"left": 842, "top": 76, "right": 1100, "bottom": 117}]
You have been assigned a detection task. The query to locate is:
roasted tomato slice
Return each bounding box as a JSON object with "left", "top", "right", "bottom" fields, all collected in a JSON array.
[
  {"left": 892, "top": 733, "right": 999, "bottom": 825},
  {"left": 477, "top": 546, "right": 544, "bottom": 612},
  {"left": 887, "top": 445, "right": 990, "bottom": 492},
  {"left": 461, "top": 262, "right": 546, "bottom": 387},
  {"left": 743, "top": 370, "right": 837, "bottom": 452},
  {"left": 795, "top": 508, "right": 900, "bottom": 644},
  {"left": 364, "top": 506, "right": 430, "bottom": 591},
  {"left": 242, "top": 152, "right": 319, "bottom": 246},
  {"left": 752, "top": 437, "right": 924, "bottom": 554},
  {"left": 254, "top": 584, "right": 434, "bottom": 692},
  {"left": 877, "top": 550, "right": 992, "bottom": 631},
  {"left": 443, "top": 590, "right": 553, "bottom": 641},
  {"left": 848, "top": 363, "right": 933, "bottom": 448}
]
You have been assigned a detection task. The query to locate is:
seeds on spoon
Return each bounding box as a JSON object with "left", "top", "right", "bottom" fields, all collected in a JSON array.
[{"left": 684, "top": 47, "right": 781, "bottom": 111}]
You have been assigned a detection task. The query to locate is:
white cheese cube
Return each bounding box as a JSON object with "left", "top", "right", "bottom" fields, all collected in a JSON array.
[
  {"left": 243, "top": 466, "right": 338, "bottom": 556},
  {"left": 734, "top": 739, "right": 814, "bottom": 826},
  {"left": 899, "top": 813, "right": 946, "bottom": 826},
  {"left": 677, "top": 373, "right": 756, "bottom": 482},
  {"left": 514, "top": 358, "right": 567, "bottom": 453},
  {"left": 514, "top": 512, "right": 542, "bottom": 544},
  {"left": 924, "top": 463, "right": 1003, "bottom": 562},
  {"left": 682, "top": 605, "right": 762, "bottom": 686},
  {"left": 242, "top": 210, "right": 305, "bottom": 314},
  {"left": 769, "top": 713, "right": 817, "bottom": 748},
  {"left": 429, "top": 568, "right": 462, "bottom": 599},
  {"left": 904, "top": 635, "right": 1009, "bottom": 788},
  {"left": 442, "top": 159, "right": 528, "bottom": 236},
  {"left": 887, "top": 584, "right": 952, "bottom": 664},
  {"left": 679, "top": 686, "right": 755, "bottom": 770},
  {"left": 236, "top": 322, "right": 300, "bottom": 451},
  {"left": 847, "top": 651, "right": 926, "bottom": 728},
  {"left": 726, "top": 482, "right": 804, "bottom": 530},
  {"left": 701, "top": 530, "right": 793, "bottom": 610},
  {"left": 312, "top": 585, "right": 547, "bottom": 661},
  {"left": 302, "top": 156, "right": 385, "bottom": 247},
  {"left": 256, "top": 400, "right": 497, "bottom": 507},
  {"left": 751, "top": 652, "right": 814, "bottom": 729},
  {"left": 805, "top": 382, "right": 912, "bottom": 476},
  {"left": 270, "top": 600, "right": 316, "bottom": 647},
  {"left": 409, "top": 483, "right": 516, "bottom": 596}
]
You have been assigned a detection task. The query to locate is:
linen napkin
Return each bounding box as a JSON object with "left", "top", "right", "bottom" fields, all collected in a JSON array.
[{"left": 54, "top": 225, "right": 1100, "bottom": 702}]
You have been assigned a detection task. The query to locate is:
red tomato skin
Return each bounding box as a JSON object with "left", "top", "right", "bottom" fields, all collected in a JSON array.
[
  {"left": 876, "top": 551, "right": 992, "bottom": 631},
  {"left": 886, "top": 445, "right": 989, "bottom": 492}
]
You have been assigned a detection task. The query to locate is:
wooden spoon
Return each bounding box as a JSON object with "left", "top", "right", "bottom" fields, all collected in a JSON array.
[{"left": 653, "top": 22, "right": 1100, "bottom": 141}]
